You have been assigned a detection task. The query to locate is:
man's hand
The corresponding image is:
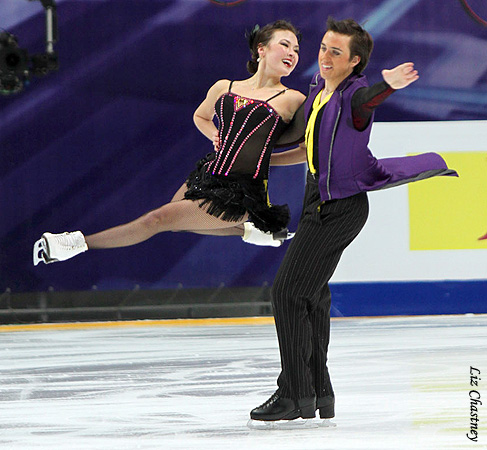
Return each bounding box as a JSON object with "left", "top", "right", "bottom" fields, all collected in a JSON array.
[{"left": 382, "top": 62, "right": 419, "bottom": 90}]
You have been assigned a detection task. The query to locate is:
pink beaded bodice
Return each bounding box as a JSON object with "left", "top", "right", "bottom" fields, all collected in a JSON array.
[{"left": 206, "top": 91, "right": 288, "bottom": 180}]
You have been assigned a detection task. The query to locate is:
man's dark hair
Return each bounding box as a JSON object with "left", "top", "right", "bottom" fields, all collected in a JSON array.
[{"left": 326, "top": 17, "right": 373, "bottom": 74}]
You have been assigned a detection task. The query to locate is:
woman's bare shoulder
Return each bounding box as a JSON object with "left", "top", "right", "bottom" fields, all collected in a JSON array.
[{"left": 284, "top": 88, "right": 306, "bottom": 113}]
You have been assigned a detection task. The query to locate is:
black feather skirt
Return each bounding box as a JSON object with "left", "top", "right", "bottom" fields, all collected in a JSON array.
[{"left": 183, "top": 156, "right": 290, "bottom": 233}]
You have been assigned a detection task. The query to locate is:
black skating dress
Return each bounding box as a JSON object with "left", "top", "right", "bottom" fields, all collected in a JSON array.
[{"left": 184, "top": 81, "right": 302, "bottom": 233}]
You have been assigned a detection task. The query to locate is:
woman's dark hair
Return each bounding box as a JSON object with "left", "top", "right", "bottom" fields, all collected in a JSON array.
[
  {"left": 326, "top": 17, "right": 373, "bottom": 74},
  {"left": 246, "top": 20, "right": 301, "bottom": 75}
]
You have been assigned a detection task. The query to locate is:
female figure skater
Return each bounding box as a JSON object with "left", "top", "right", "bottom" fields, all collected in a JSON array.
[
  {"left": 249, "top": 17, "right": 457, "bottom": 424},
  {"left": 34, "top": 20, "right": 306, "bottom": 265}
]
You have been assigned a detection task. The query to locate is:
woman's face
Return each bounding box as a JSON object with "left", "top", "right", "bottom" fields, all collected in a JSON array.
[
  {"left": 318, "top": 31, "right": 359, "bottom": 84},
  {"left": 259, "top": 30, "right": 300, "bottom": 76}
]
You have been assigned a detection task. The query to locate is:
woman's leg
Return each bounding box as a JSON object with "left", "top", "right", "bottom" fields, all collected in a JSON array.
[
  {"left": 169, "top": 182, "right": 285, "bottom": 241},
  {"left": 167, "top": 182, "right": 244, "bottom": 237},
  {"left": 186, "top": 225, "right": 245, "bottom": 237},
  {"left": 85, "top": 199, "right": 248, "bottom": 249},
  {"left": 170, "top": 182, "right": 188, "bottom": 202}
]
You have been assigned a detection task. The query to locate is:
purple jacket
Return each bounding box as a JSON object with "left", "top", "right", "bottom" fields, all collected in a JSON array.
[{"left": 304, "top": 72, "right": 458, "bottom": 201}]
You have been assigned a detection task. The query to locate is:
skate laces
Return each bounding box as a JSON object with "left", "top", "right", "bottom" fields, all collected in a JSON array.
[{"left": 258, "top": 391, "right": 280, "bottom": 409}]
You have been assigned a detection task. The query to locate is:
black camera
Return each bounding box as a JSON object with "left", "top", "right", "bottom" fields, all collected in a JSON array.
[
  {"left": 0, "top": 32, "right": 30, "bottom": 94},
  {"left": 0, "top": 0, "right": 58, "bottom": 95}
]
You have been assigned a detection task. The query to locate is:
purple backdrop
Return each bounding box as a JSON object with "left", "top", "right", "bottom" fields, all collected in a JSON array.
[{"left": 1, "top": 0, "right": 486, "bottom": 294}]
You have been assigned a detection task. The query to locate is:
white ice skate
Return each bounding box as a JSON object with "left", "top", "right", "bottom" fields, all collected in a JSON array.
[
  {"left": 33, "top": 231, "right": 88, "bottom": 266},
  {"left": 242, "top": 222, "right": 294, "bottom": 247}
]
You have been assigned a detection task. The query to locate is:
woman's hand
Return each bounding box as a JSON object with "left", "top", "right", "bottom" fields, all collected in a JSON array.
[
  {"left": 212, "top": 131, "right": 220, "bottom": 151},
  {"left": 382, "top": 62, "right": 419, "bottom": 90}
]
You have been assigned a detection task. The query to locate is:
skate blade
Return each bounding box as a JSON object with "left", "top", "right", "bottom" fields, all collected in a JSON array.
[
  {"left": 33, "top": 238, "right": 56, "bottom": 266},
  {"left": 247, "top": 418, "right": 317, "bottom": 430},
  {"left": 318, "top": 419, "right": 337, "bottom": 428},
  {"left": 273, "top": 228, "right": 294, "bottom": 242}
]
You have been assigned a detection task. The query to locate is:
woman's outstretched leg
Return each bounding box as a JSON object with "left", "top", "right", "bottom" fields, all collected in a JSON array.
[
  {"left": 86, "top": 199, "right": 248, "bottom": 249},
  {"left": 33, "top": 199, "right": 247, "bottom": 265},
  {"left": 33, "top": 192, "right": 291, "bottom": 265}
]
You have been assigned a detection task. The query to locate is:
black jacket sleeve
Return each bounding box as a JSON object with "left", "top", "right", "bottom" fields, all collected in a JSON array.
[{"left": 351, "top": 81, "right": 395, "bottom": 131}]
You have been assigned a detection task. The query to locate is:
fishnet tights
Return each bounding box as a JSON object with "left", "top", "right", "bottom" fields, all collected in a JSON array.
[{"left": 85, "top": 183, "right": 246, "bottom": 249}]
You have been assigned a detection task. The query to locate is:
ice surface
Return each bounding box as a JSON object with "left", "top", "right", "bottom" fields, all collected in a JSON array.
[{"left": 0, "top": 315, "right": 486, "bottom": 449}]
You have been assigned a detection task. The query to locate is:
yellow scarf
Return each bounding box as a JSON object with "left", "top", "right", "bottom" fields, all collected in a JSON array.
[{"left": 305, "top": 89, "right": 333, "bottom": 174}]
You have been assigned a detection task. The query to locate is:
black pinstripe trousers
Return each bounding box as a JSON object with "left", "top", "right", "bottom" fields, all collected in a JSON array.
[{"left": 272, "top": 172, "right": 369, "bottom": 400}]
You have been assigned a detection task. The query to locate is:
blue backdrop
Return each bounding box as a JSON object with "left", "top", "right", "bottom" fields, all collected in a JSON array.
[{"left": 1, "top": 0, "right": 486, "bottom": 294}]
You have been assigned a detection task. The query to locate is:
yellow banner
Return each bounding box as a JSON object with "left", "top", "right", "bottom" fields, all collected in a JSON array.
[{"left": 409, "top": 152, "right": 487, "bottom": 250}]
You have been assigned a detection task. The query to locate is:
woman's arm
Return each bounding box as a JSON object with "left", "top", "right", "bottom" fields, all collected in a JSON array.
[
  {"left": 270, "top": 142, "right": 307, "bottom": 166},
  {"left": 193, "top": 79, "right": 229, "bottom": 143},
  {"left": 274, "top": 97, "right": 306, "bottom": 148},
  {"left": 271, "top": 92, "right": 307, "bottom": 166}
]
